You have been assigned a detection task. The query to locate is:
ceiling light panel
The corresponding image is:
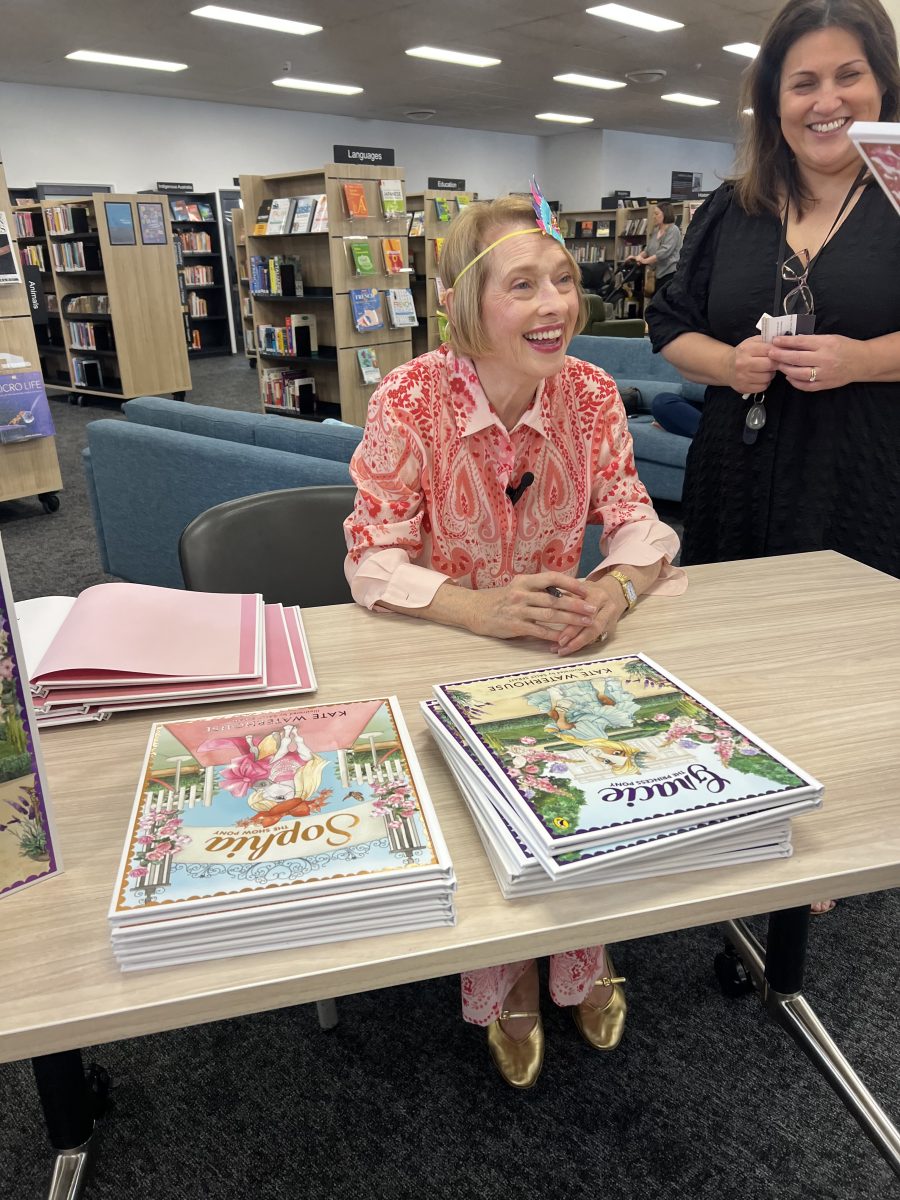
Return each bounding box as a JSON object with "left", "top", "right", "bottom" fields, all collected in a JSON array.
[
  {"left": 662, "top": 92, "right": 719, "bottom": 106},
  {"left": 273, "top": 77, "right": 362, "bottom": 95},
  {"left": 586, "top": 5, "right": 683, "bottom": 33},
  {"left": 405, "top": 46, "right": 501, "bottom": 67},
  {"left": 554, "top": 72, "right": 626, "bottom": 90},
  {"left": 723, "top": 42, "right": 760, "bottom": 58},
  {"left": 535, "top": 112, "right": 595, "bottom": 124},
  {"left": 191, "top": 6, "right": 322, "bottom": 35},
  {"left": 66, "top": 50, "right": 188, "bottom": 71}
]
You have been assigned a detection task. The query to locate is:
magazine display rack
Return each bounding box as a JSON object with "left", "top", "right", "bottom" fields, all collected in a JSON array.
[
  {"left": 405, "top": 188, "right": 476, "bottom": 354},
  {"left": 161, "top": 189, "right": 235, "bottom": 359},
  {"left": 13, "top": 190, "right": 190, "bottom": 405},
  {"left": 0, "top": 157, "right": 63, "bottom": 511},
  {"left": 239, "top": 164, "right": 415, "bottom": 426}
]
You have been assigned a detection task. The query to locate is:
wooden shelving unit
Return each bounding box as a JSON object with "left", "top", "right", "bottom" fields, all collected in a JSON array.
[
  {"left": 0, "top": 157, "right": 63, "bottom": 509},
  {"left": 560, "top": 208, "right": 618, "bottom": 267},
  {"left": 240, "top": 164, "right": 416, "bottom": 426},
  {"left": 164, "top": 190, "right": 234, "bottom": 359},
  {"left": 16, "top": 193, "right": 191, "bottom": 403},
  {"left": 406, "top": 189, "right": 474, "bottom": 353},
  {"left": 232, "top": 206, "right": 256, "bottom": 365}
]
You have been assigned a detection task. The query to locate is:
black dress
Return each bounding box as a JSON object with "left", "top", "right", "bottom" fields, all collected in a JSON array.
[{"left": 647, "top": 182, "right": 900, "bottom": 578}]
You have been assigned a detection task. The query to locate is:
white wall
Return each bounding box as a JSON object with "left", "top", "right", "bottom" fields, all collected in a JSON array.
[
  {"left": 0, "top": 82, "right": 542, "bottom": 199},
  {"left": 0, "top": 81, "right": 735, "bottom": 206},
  {"left": 599, "top": 129, "right": 735, "bottom": 198}
]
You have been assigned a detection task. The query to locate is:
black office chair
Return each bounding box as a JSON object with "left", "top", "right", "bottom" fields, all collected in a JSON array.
[
  {"left": 178, "top": 485, "right": 357, "bottom": 607},
  {"left": 179, "top": 485, "right": 357, "bottom": 1030}
]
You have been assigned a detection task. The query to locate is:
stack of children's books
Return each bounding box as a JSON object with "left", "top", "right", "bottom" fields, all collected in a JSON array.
[
  {"left": 423, "top": 654, "right": 823, "bottom": 898},
  {"left": 108, "top": 697, "right": 456, "bottom": 969},
  {"left": 16, "top": 583, "right": 316, "bottom": 727}
]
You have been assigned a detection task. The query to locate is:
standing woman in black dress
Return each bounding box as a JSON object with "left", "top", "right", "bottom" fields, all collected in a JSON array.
[{"left": 647, "top": 0, "right": 900, "bottom": 586}]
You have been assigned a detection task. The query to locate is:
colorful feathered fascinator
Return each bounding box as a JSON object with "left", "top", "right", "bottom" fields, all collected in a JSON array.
[{"left": 529, "top": 176, "right": 565, "bottom": 244}]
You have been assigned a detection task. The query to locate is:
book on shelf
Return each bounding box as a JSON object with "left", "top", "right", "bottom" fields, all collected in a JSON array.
[
  {"left": 266, "top": 197, "right": 296, "bottom": 236},
  {"left": 178, "top": 230, "right": 213, "bottom": 253},
  {"left": 249, "top": 254, "right": 302, "bottom": 297},
  {"left": 289, "top": 195, "right": 317, "bottom": 235},
  {"left": 253, "top": 198, "right": 274, "bottom": 235},
  {"left": 185, "top": 203, "right": 202, "bottom": 222},
  {"left": 429, "top": 654, "right": 823, "bottom": 880},
  {"left": 433, "top": 197, "right": 452, "bottom": 222},
  {"left": 356, "top": 346, "right": 381, "bottom": 385},
  {"left": 45, "top": 205, "right": 90, "bottom": 235},
  {"left": 433, "top": 275, "right": 448, "bottom": 306},
  {"left": 289, "top": 312, "right": 318, "bottom": 354},
  {"left": 169, "top": 198, "right": 191, "bottom": 222},
  {"left": 310, "top": 194, "right": 328, "bottom": 232},
  {"left": 378, "top": 179, "right": 405, "bottom": 219},
  {"left": 576, "top": 220, "right": 596, "bottom": 238},
  {"left": 342, "top": 182, "right": 369, "bottom": 219},
  {"left": 349, "top": 287, "right": 384, "bottom": 332},
  {"left": 106, "top": 695, "right": 456, "bottom": 970},
  {"left": 455, "top": 193, "right": 472, "bottom": 209},
  {"left": 191, "top": 329, "right": 202, "bottom": 350},
  {"left": 0, "top": 534, "right": 62, "bottom": 899},
  {"left": 261, "top": 367, "right": 317, "bottom": 413},
  {"left": 197, "top": 201, "right": 214, "bottom": 221},
  {"left": 433, "top": 237, "right": 445, "bottom": 265},
  {"left": 0, "top": 212, "right": 21, "bottom": 286},
  {"left": 595, "top": 221, "right": 611, "bottom": 238},
  {"left": 408, "top": 210, "right": 425, "bottom": 237},
  {"left": 72, "top": 357, "right": 104, "bottom": 389},
  {"left": 381, "top": 237, "right": 405, "bottom": 274},
  {"left": 385, "top": 287, "right": 418, "bottom": 328},
  {"left": 348, "top": 239, "right": 377, "bottom": 276}
]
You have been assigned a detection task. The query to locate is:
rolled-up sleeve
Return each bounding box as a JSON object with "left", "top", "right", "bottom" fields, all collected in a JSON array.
[{"left": 343, "top": 386, "right": 450, "bottom": 611}]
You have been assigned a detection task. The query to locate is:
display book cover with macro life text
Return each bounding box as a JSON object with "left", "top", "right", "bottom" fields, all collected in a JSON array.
[
  {"left": 433, "top": 654, "right": 823, "bottom": 857},
  {"left": 109, "top": 695, "right": 453, "bottom": 923},
  {"left": 0, "top": 534, "right": 62, "bottom": 898}
]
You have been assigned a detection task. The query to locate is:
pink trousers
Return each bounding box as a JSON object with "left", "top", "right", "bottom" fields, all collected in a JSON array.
[{"left": 461, "top": 944, "right": 607, "bottom": 1026}]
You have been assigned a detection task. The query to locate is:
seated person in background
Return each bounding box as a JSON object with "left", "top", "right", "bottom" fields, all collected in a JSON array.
[
  {"left": 650, "top": 390, "right": 704, "bottom": 437},
  {"left": 343, "top": 188, "right": 685, "bottom": 1090}
]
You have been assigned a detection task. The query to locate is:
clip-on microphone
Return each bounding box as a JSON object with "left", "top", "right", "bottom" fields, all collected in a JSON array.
[{"left": 506, "top": 471, "right": 535, "bottom": 506}]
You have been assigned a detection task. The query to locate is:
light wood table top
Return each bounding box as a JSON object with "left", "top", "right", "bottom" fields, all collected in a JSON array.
[{"left": 3, "top": 551, "right": 899, "bottom": 1063}]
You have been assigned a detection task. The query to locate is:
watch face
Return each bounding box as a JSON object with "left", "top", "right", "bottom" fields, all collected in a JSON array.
[{"left": 624, "top": 580, "right": 637, "bottom": 606}]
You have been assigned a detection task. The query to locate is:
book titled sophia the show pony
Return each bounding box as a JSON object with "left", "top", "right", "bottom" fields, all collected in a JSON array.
[{"left": 110, "top": 696, "right": 455, "bottom": 928}]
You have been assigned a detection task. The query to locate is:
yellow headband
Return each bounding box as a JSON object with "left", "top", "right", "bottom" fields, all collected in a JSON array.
[{"left": 452, "top": 226, "right": 543, "bottom": 286}]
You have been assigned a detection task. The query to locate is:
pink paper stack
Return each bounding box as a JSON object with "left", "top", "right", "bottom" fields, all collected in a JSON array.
[{"left": 16, "top": 583, "right": 316, "bottom": 726}]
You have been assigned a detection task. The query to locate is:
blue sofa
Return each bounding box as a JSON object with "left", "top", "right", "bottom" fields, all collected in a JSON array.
[
  {"left": 83, "top": 398, "right": 363, "bottom": 588},
  {"left": 568, "top": 335, "right": 703, "bottom": 502}
]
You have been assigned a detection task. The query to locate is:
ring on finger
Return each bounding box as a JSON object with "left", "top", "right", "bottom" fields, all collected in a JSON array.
[{"left": 809, "top": 366, "right": 817, "bottom": 383}]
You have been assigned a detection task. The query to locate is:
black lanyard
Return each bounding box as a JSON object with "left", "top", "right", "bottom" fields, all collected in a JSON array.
[{"left": 773, "top": 165, "right": 867, "bottom": 313}]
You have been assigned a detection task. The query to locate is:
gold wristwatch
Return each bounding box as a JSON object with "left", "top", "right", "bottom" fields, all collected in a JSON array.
[{"left": 609, "top": 570, "right": 638, "bottom": 611}]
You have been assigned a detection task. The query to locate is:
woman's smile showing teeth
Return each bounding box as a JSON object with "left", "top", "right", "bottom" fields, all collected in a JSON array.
[
  {"left": 809, "top": 116, "right": 850, "bottom": 132},
  {"left": 524, "top": 326, "right": 563, "bottom": 351}
]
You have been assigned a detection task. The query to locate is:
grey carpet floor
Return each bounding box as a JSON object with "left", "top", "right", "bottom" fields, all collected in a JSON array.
[{"left": 1, "top": 358, "right": 895, "bottom": 1199}]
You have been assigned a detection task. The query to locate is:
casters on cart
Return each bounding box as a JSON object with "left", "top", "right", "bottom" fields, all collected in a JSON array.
[
  {"left": 714, "top": 945, "right": 756, "bottom": 998},
  {"left": 172, "top": 391, "right": 186, "bottom": 402},
  {"left": 39, "top": 492, "right": 61, "bottom": 514}
]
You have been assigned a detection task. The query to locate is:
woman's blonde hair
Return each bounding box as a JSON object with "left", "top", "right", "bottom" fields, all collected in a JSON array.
[{"left": 441, "top": 195, "right": 588, "bottom": 357}]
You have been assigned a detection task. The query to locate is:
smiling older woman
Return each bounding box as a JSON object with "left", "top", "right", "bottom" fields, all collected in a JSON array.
[{"left": 343, "top": 190, "right": 685, "bottom": 1089}]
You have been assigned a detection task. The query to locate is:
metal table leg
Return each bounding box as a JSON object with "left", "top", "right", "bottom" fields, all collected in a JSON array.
[
  {"left": 722, "top": 908, "right": 900, "bottom": 1178},
  {"left": 31, "top": 1050, "right": 105, "bottom": 1200}
]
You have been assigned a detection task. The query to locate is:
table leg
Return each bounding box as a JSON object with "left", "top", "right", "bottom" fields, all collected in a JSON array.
[
  {"left": 722, "top": 910, "right": 900, "bottom": 1178},
  {"left": 31, "top": 1050, "right": 103, "bottom": 1200}
]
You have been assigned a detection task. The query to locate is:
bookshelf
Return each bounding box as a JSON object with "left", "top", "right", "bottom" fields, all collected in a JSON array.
[
  {"left": 0, "top": 157, "right": 63, "bottom": 509},
  {"left": 16, "top": 193, "right": 191, "bottom": 403},
  {"left": 163, "top": 191, "right": 235, "bottom": 359},
  {"left": 405, "top": 189, "right": 474, "bottom": 353},
  {"left": 232, "top": 207, "right": 256, "bottom": 365},
  {"left": 239, "top": 164, "right": 416, "bottom": 426},
  {"left": 561, "top": 208, "right": 618, "bottom": 266}
]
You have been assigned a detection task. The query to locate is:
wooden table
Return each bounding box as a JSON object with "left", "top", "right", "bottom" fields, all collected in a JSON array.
[{"left": 4, "top": 552, "right": 900, "bottom": 1195}]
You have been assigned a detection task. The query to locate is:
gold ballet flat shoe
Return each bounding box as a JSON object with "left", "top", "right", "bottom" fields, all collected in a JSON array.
[
  {"left": 486, "top": 1009, "right": 544, "bottom": 1090},
  {"left": 572, "top": 955, "right": 627, "bottom": 1051}
]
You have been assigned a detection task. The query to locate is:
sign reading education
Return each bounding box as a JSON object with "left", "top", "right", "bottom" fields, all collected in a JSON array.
[
  {"left": 428, "top": 177, "right": 466, "bottom": 191},
  {"left": 333, "top": 145, "right": 395, "bottom": 166}
]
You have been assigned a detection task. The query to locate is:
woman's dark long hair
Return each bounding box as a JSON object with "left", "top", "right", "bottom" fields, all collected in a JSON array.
[{"left": 733, "top": 0, "right": 900, "bottom": 216}]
